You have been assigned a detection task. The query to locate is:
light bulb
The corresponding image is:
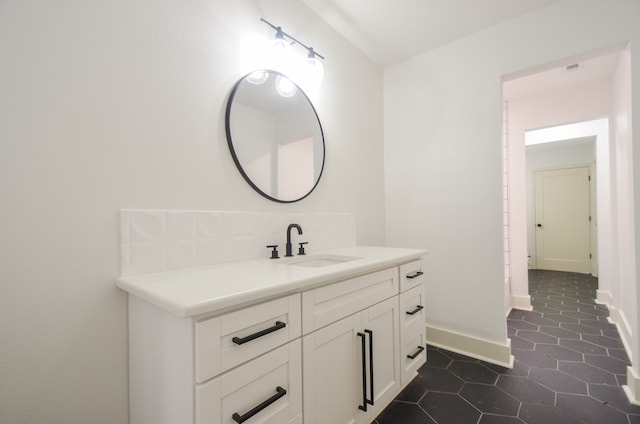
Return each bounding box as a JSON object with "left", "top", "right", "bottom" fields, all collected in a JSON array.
[
  {"left": 306, "top": 55, "right": 324, "bottom": 83},
  {"left": 270, "top": 30, "right": 294, "bottom": 74},
  {"left": 272, "top": 36, "right": 289, "bottom": 52},
  {"left": 271, "top": 29, "right": 290, "bottom": 56}
]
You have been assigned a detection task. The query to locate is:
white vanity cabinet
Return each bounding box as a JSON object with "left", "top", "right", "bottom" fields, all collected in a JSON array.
[{"left": 120, "top": 247, "right": 427, "bottom": 424}]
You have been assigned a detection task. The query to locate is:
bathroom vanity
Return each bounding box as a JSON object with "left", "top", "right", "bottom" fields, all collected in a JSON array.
[{"left": 117, "top": 246, "right": 427, "bottom": 424}]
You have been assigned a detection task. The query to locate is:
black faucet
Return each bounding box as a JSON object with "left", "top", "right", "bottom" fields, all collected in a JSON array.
[{"left": 285, "top": 223, "right": 303, "bottom": 257}]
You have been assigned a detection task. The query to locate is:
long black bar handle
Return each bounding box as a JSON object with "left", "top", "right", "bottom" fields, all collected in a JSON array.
[
  {"left": 406, "top": 271, "right": 424, "bottom": 279},
  {"left": 232, "top": 321, "right": 286, "bottom": 345},
  {"left": 232, "top": 386, "right": 287, "bottom": 423},
  {"left": 365, "top": 329, "right": 374, "bottom": 406},
  {"left": 407, "top": 345, "right": 426, "bottom": 360},
  {"left": 357, "top": 332, "right": 367, "bottom": 412},
  {"left": 406, "top": 305, "right": 424, "bottom": 316}
]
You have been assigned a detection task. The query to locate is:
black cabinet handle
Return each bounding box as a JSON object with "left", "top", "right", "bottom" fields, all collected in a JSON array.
[
  {"left": 406, "top": 271, "right": 424, "bottom": 279},
  {"left": 232, "top": 386, "right": 286, "bottom": 423},
  {"left": 407, "top": 345, "right": 425, "bottom": 360},
  {"left": 365, "top": 329, "right": 374, "bottom": 406},
  {"left": 357, "top": 332, "right": 367, "bottom": 412},
  {"left": 406, "top": 305, "right": 424, "bottom": 316},
  {"left": 232, "top": 321, "right": 286, "bottom": 345}
]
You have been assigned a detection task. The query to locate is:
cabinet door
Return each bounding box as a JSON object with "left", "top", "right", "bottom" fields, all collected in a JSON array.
[
  {"left": 361, "top": 297, "right": 401, "bottom": 419},
  {"left": 303, "top": 314, "right": 362, "bottom": 424}
]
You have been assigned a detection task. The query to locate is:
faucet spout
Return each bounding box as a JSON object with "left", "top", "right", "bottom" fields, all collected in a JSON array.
[{"left": 285, "top": 224, "right": 303, "bottom": 257}]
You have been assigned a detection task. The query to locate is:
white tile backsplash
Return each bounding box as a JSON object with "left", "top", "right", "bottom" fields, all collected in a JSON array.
[
  {"left": 167, "top": 240, "right": 198, "bottom": 270},
  {"left": 120, "top": 210, "right": 357, "bottom": 277},
  {"left": 195, "top": 212, "right": 222, "bottom": 237},
  {"left": 166, "top": 211, "right": 196, "bottom": 240},
  {"left": 122, "top": 210, "right": 165, "bottom": 243}
]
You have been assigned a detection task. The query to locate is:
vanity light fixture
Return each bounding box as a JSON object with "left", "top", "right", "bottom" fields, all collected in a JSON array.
[{"left": 260, "top": 18, "right": 325, "bottom": 83}]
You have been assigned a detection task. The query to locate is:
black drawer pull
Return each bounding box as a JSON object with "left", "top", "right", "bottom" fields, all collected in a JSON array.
[
  {"left": 407, "top": 345, "right": 425, "bottom": 360},
  {"left": 406, "top": 271, "right": 424, "bottom": 279},
  {"left": 406, "top": 305, "right": 424, "bottom": 316},
  {"left": 232, "top": 321, "right": 286, "bottom": 345},
  {"left": 232, "top": 386, "right": 287, "bottom": 423},
  {"left": 365, "top": 329, "right": 374, "bottom": 407},
  {"left": 357, "top": 332, "right": 367, "bottom": 412}
]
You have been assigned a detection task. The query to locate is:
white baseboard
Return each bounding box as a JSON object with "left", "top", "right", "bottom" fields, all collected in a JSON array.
[
  {"left": 595, "top": 289, "right": 640, "bottom": 408},
  {"left": 510, "top": 295, "right": 532, "bottom": 311},
  {"left": 596, "top": 290, "right": 612, "bottom": 306},
  {"left": 606, "top": 305, "right": 632, "bottom": 362},
  {"left": 426, "top": 324, "right": 514, "bottom": 368},
  {"left": 595, "top": 290, "right": 632, "bottom": 356},
  {"left": 623, "top": 367, "right": 640, "bottom": 406}
]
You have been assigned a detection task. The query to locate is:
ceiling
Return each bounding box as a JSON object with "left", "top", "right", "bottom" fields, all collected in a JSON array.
[
  {"left": 301, "top": 0, "right": 564, "bottom": 67},
  {"left": 300, "top": 0, "right": 621, "bottom": 101},
  {"left": 503, "top": 51, "right": 622, "bottom": 100}
]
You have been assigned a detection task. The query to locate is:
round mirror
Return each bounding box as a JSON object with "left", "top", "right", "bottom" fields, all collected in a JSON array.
[{"left": 225, "top": 70, "right": 325, "bottom": 203}]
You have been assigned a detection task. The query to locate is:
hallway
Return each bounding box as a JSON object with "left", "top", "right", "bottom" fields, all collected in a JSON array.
[{"left": 374, "top": 270, "right": 640, "bottom": 423}]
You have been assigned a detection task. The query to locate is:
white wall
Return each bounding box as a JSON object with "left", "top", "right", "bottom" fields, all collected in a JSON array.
[
  {"left": 384, "top": 0, "right": 639, "bottom": 364},
  {"left": 0, "top": 0, "right": 385, "bottom": 423},
  {"left": 612, "top": 49, "right": 637, "bottom": 367}
]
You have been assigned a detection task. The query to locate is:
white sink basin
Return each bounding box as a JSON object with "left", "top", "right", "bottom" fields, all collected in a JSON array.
[{"left": 285, "top": 254, "right": 362, "bottom": 268}]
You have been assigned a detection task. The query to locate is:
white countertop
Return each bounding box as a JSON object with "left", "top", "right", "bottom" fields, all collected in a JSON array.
[{"left": 116, "top": 246, "right": 427, "bottom": 318}]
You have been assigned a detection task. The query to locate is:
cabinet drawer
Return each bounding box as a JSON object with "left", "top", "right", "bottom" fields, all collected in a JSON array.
[
  {"left": 302, "top": 268, "right": 398, "bottom": 334},
  {"left": 196, "top": 340, "right": 302, "bottom": 424},
  {"left": 195, "top": 294, "right": 301, "bottom": 383},
  {"left": 400, "top": 328, "right": 426, "bottom": 385},
  {"left": 400, "top": 284, "right": 426, "bottom": 331},
  {"left": 399, "top": 259, "right": 426, "bottom": 292}
]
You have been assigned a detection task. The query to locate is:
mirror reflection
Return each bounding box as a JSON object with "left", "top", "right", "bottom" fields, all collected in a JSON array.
[{"left": 226, "top": 70, "right": 325, "bottom": 203}]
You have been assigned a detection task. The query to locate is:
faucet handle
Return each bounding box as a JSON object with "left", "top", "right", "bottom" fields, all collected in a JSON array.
[
  {"left": 266, "top": 245, "right": 279, "bottom": 259},
  {"left": 297, "top": 242, "right": 308, "bottom": 255}
]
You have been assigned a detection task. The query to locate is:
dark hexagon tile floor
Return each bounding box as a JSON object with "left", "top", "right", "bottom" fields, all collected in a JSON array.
[{"left": 373, "top": 270, "right": 640, "bottom": 423}]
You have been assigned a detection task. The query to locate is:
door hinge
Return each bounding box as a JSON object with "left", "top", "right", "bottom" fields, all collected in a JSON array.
[
  {"left": 588, "top": 175, "right": 591, "bottom": 181},
  {"left": 589, "top": 216, "right": 592, "bottom": 222},
  {"left": 590, "top": 253, "right": 592, "bottom": 259}
]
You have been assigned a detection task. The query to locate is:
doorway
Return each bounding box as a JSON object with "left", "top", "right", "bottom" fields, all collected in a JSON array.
[
  {"left": 502, "top": 45, "right": 637, "bottom": 403},
  {"left": 502, "top": 49, "right": 625, "bottom": 314}
]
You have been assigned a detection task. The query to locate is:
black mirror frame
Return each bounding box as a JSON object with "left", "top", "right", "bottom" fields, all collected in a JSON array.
[{"left": 225, "top": 70, "right": 326, "bottom": 203}]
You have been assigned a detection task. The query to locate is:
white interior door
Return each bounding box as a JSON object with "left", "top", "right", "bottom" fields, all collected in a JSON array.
[{"left": 534, "top": 166, "right": 591, "bottom": 273}]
